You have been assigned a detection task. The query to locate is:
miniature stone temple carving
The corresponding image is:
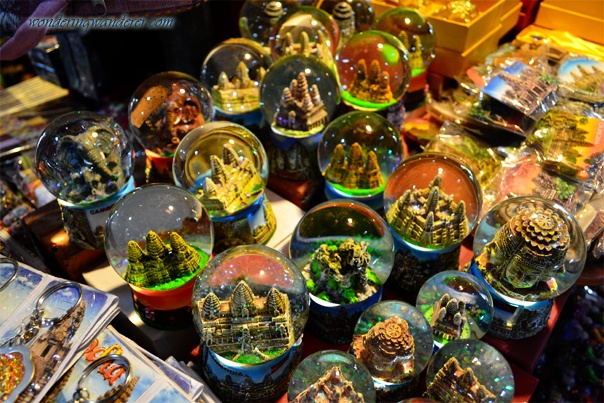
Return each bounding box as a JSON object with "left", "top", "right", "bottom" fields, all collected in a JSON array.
[
  {"left": 212, "top": 62, "right": 264, "bottom": 111},
  {"left": 325, "top": 143, "right": 385, "bottom": 190},
  {"left": 125, "top": 231, "right": 202, "bottom": 288},
  {"left": 386, "top": 175, "right": 470, "bottom": 247},
  {"left": 477, "top": 206, "right": 570, "bottom": 301},
  {"left": 352, "top": 317, "right": 415, "bottom": 383},
  {"left": 289, "top": 366, "right": 365, "bottom": 403},
  {"left": 332, "top": 2, "right": 356, "bottom": 45},
  {"left": 426, "top": 357, "right": 497, "bottom": 403},
  {"left": 198, "top": 281, "right": 293, "bottom": 361},
  {"left": 196, "top": 143, "right": 264, "bottom": 215},
  {"left": 398, "top": 31, "right": 425, "bottom": 71},
  {"left": 430, "top": 293, "right": 467, "bottom": 341},
  {"left": 348, "top": 59, "right": 393, "bottom": 103},
  {"left": 279, "top": 30, "right": 333, "bottom": 67},
  {"left": 273, "top": 72, "right": 328, "bottom": 133}
]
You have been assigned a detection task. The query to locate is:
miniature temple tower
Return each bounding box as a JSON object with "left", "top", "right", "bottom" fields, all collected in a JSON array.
[
  {"left": 349, "top": 59, "right": 393, "bottom": 103},
  {"left": 290, "top": 366, "right": 366, "bottom": 403},
  {"left": 324, "top": 142, "right": 385, "bottom": 190},
  {"left": 273, "top": 72, "right": 328, "bottom": 133},
  {"left": 426, "top": 357, "right": 497, "bottom": 403},
  {"left": 430, "top": 293, "right": 467, "bottom": 341}
]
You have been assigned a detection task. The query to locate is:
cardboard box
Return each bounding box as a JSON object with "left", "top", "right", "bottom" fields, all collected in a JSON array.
[
  {"left": 535, "top": 3, "right": 604, "bottom": 45},
  {"left": 429, "top": 24, "right": 501, "bottom": 78},
  {"left": 499, "top": 1, "right": 522, "bottom": 39},
  {"left": 542, "top": 0, "right": 604, "bottom": 20}
]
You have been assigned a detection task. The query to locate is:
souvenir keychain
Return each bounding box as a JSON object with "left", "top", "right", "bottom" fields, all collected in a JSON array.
[
  {"left": 0, "top": 257, "right": 19, "bottom": 292},
  {"left": 66, "top": 355, "right": 132, "bottom": 403},
  {"left": 0, "top": 281, "right": 83, "bottom": 403}
]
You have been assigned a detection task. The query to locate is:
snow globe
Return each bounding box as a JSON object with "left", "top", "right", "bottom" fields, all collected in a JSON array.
[
  {"left": 201, "top": 38, "right": 272, "bottom": 131},
  {"left": 35, "top": 111, "right": 134, "bottom": 250},
  {"left": 470, "top": 196, "right": 586, "bottom": 339},
  {"left": 350, "top": 301, "right": 433, "bottom": 401},
  {"left": 288, "top": 350, "right": 376, "bottom": 403},
  {"left": 270, "top": 6, "right": 340, "bottom": 67},
  {"left": 128, "top": 71, "right": 213, "bottom": 184},
  {"left": 416, "top": 271, "right": 493, "bottom": 350},
  {"left": 318, "top": 111, "right": 404, "bottom": 210},
  {"left": 260, "top": 54, "right": 340, "bottom": 180},
  {"left": 425, "top": 339, "right": 515, "bottom": 402},
  {"left": 239, "top": 0, "right": 300, "bottom": 49},
  {"left": 384, "top": 152, "right": 482, "bottom": 293},
  {"left": 104, "top": 184, "right": 214, "bottom": 329},
  {"left": 314, "top": 0, "right": 376, "bottom": 48},
  {"left": 172, "top": 121, "right": 275, "bottom": 253},
  {"left": 290, "top": 199, "right": 394, "bottom": 343},
  {"left": 336, "top": 31, "right": 410, "bottom": 111},
  {"left": 192, "top": 244, "right": 309, "bottom": 402}
]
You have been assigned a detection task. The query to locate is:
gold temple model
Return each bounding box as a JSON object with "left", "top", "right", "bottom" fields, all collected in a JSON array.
[
  {"left": 386, "top": 175, "right": 469, "bottom": 247},
  {"left": 279, "top": 30, "right": 333, "bottom": 67},
  {"left": 324, "top": 142, "right": 384, "bottom": 190},
  {"left": 427, "top": 357, "right": 497, "bottom": 403},
  {"left": 569, "top": 64, "right": 604, "bottom": 92},
  {"left": 399, "top": 31, "right": 425, "bottom": 70},
  {"left": 212, "top": 62, "right": 264, "bottom": 112},
  {"left": 274, "top": 72, "right": 328, "bottom": 134},
  {"left": 289, "top": 366, "right": 365, "bottom": 403},
  {"left": 348, "top": 59, "right": 393, "bottom": 103},
  {"left": 430, "top": 293, "right": 467, "bottom": 341}
]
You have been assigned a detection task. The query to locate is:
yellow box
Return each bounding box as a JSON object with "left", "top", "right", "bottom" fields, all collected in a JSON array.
[
  {"left": 535, "top": 3, "right": 604, "bottom": 45},
  {"left": 429, "top": 24, "right": 501, "bottom": 78},
  {"left": 501, "top": 0, "right": 521, "bottom": 14},
  {"left": 499, "top": 1, "right": 522, "bottom": 39},
  {"left": 542, "top": 0, "right": 604, "bottom": 20}
]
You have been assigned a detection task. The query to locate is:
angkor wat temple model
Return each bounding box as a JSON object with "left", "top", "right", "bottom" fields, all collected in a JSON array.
[
  {"left": 333, "top": 2, "right": 356, "bottom": 46},
  {"left": 197, "top": 143, "right": 264, "bottom": 215},
  {"left": 303, "top": 239, "right": 379, "bottom": 304},
  {"left": 125, "top": 230, "right": 202, "bottom": 288},
  {"left": 324, "top": 143, "right": 384, "bottom": 190},
  {"left": 399, "top": 31, "right": 425, "bottom": 70},
  {"left": 569, "top": 64, "right": 604, "bottom": 93},
  {"left": 279, "top": 30, "right": 333, "bottom": 67},
  {"left": 348, "top": 59, "right": 393, "bottom": 104},
  {"left": 198, "top": 281, "right": 293, "bottom": 361},
  {"left": 477, "top": 206, "right": 570, "bottom": 301},
  {"left": 496, "top": 65, "right": 556, "bottom": 115},
  {"left": 212, "top": 62, "right": 264, "bottom": 112},
  {"left": 273, "top": 72, "right": 328, "bottom": 134},
  {"left": 352, "top": 317, "right": 415, "bottom": 383},
  {"left": 289, "top": 366, "right": 365, "bottom": 403},
  {"left": 386, "top": 175, "right": 469, "bottom": 248},
  {"left": 426, "top": 357, "right": 497, "bottom": 403},
  {"left": 430, "top": 293, "right": 467, "bottom": 341}
]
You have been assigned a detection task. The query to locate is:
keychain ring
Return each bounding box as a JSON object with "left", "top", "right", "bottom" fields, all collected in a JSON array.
[
  {"left": 0, "top": 257, "right": 19, "bottom": 292},
  {"left": 36, "top": 281, "right": 84, "bottom": 326},
  {"left": 74, "top": 355, "right": 132, "bottom": 403}
]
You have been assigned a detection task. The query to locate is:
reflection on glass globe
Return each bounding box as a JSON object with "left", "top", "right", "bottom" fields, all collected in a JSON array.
[
  {"left": 270, "top": 6, "right": 340, "bottom": 63},
  {"left": 336, "top": 31, "right": 410, "bottom": 110},
  {"left": 239, "top": 0, "right": 300, "bottom": 47},
  {"left": 35, "top": 111, "right": 134, "bottom": 205},
  {"left": 192, "top": 244, "right": 309, "bottom": 364},
  {"left": 426, "top": 339, "right": 514, "bottom": 403},
  {"left": 260, "top": 54, "right": 340, "bottom": 137},
  {"left": 128, "top": 72, "right": 214, "bottom": 157},
  {"left": 375, "top": 7, "right": 436, "bottom": 71},
  {"left": 401, "top": 399, "right": 438, "bottom": 403},
  {"left": 315, "top": 0, "right": 376, "bottom": 48},
  {"left": 105, "top": 184, "right": 214, "bottom": 290},
  {"left": 352, "top": 301, "right": 433, "bottom": 389},
  {"left": 473, "top": 196, "right": 586, "bottom": 303},
  {"left": 318, "top": 112, "right": 403, "bottom": 199},
  {"left": 416, "top": 271, "right": 493, "bottom": 348},
  {"left": 202, "top": 38, "right": 273, "bottom": 115},
  {"left": 384, "top": 152, "right": 482, "bottom": 251},
  {"left": 288, "top": 350, "right": 376, "bottom": 402},
  {"left": 172, "top": 122, "right": 268, "bottom": 218},
  {"left": 290, "top": 199, "right": 394, "bottom": 304}
]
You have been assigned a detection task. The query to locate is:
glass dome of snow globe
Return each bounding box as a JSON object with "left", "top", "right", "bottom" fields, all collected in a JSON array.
[
  {"left": 35, "top": 111, "right": 134, "bottom": 205},
  {"left": 416, "top": 271, "right": 493, "bottom": 349},
  {"left": 384, "top": 152, "right": 482, "bottom": 251},
  {"left": 260, "top": 54, "right": 340, "bottom": 137},
  {"left": 351, "top": 301, "right": 433, "bottom": 401},
  {"left": 288, "top": 350, "right": 376, "bottom": 402},
  {"left": 336, "top": 30, "right": 410, "bottom": 111},
  {"left": 239, "top": 0, "right": 300, "bottom": 48},
  {"left": 375, "top": 7, "right": 436, "bottom": 72},
  {"left": 192, "top": 244, "right": 309, "bottom": 364},
  {"left": 104, "top": 184, "right": 213, "bottom": 328},
  {"left": 270, "top": 6, "right": 340, "bottom": 63},
  {"left": 128, "top": 71, "right": 214, "bottom": 157},
  {"left": 172, "top": 122, "right": 269, "bottom": 217},
  {"left": 314, "top": 0, "right": 376, "bottom": 48},
  {"left": 401, "top": 399, "right": 438, "bottom": 403},
  {"left": 290, "top": 199, "right": 394, "bottom": 305},
  {"left": 318, "top": 112, "right": 403, "bottom": 199},
  {"left": 426, "top": 339, "right": 514, "bottom": 403},
  {"left": 201, "top": 38, "right": 272, "bottom": 116},
  {"left": 473, "top": 196, "right": 586, "bottom": 303}
]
